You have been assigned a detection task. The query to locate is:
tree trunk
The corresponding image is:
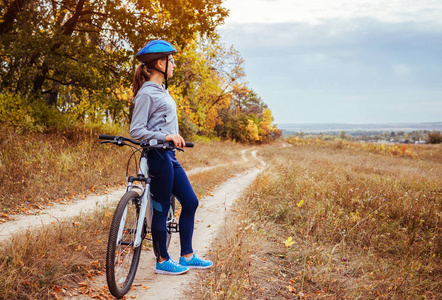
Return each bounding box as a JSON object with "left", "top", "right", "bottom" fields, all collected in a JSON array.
[
  {"left": 32, "top": 61, "right": 49, "bottom": 95},
  {"left": 31, "top": 0, "right": 85, "bottom": 99},
  {"left": 0, "top": 0, "right": 31, "bottom": 35}
]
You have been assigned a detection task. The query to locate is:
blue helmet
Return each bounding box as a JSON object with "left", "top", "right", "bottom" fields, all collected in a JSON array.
[{"left": 136, "top": 40, "right": 177, "bottom": 64}]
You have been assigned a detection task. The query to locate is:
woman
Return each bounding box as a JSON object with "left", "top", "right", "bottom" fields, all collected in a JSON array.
[{"left": 130, "top": 40, "right": 213, "bottom": 275}]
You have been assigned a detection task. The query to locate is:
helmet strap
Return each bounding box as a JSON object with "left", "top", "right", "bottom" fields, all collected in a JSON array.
[
  {"left": 164, "top": 59, "right": 169, "bottom": 90},
  {"left": 149, "top": 58, "right": 169, "bottom": 89}
]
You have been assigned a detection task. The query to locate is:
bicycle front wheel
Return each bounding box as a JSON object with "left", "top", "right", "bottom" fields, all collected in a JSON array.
[{"left": 106, "top": 191, "right": 143, "bottom": 299}]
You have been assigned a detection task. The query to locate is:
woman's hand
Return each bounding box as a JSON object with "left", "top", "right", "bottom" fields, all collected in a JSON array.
[{"left": 165, "top": 134, "right": 186, "bottom": 148}]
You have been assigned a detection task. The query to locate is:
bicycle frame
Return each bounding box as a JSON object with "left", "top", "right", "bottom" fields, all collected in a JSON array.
[
  {"left": 117, "top": 153, "right": 152, "bottom": 248},
  {"left": 99, "top": 136, "right": 190, "bottom": 242}
]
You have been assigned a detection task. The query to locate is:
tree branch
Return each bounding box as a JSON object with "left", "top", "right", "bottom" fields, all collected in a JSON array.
[
  {"left": 74, "top": 29, "right": 100, "bottom": 34},
  {"left": 61, "top": 0, "right": 85, "bottom": 36},
  {"left": 80, "top": 10, "right": 108, "bottom": 17}
]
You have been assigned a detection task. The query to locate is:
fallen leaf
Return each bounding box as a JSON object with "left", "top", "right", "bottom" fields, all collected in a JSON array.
[{"left": 284, "top": 237, "right": 295, "bottom": 247}]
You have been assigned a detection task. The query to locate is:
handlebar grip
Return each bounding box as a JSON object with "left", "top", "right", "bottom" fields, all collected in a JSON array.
[
  {"left": 185, "top": 142, "right": 194, "bottom": 148},
  {"left": 99, "top": 135, "right": 116, "bottom": 140}
]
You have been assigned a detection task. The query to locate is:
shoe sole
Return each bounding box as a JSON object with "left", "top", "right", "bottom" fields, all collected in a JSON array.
[
  {"left": 183, "top": 264, "right": 213, "bottom": 269},
  {"left": 155, "top": 269, "right": 189, "bottom": 275}
]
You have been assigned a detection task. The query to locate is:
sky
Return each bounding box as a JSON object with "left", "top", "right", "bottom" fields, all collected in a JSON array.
[{"left": 218, "top": 0, "right": 442, "bottom": 125}]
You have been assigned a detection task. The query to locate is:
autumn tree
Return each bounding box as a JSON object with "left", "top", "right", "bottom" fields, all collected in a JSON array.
[
  {"left": 0, "top": 0, "right": 228, "bottom": 118},
  {"left": 427, "top": 131, "right": 442, "bottom": 144},
  {"left": 170, "top": 39, "right": 246, "bottom": 137},
  {"left": 215, "top": 84, "right": 280, "bottom": 142}
]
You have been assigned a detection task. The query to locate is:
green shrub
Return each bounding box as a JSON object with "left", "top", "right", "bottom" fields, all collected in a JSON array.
[
  {"left": 0, "top": 93, "right": 72, "bottom": 132},
  {"left": 0, "top": 93, "right": 37, "bottom": 130}
]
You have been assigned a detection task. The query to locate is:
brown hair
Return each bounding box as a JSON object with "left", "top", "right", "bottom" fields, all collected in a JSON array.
[
  {"left": 133, "top": 57, "right": 168, "bottom": 97},
  {"left": 133, "top": 64, "right": 149, "bottom": 97}
]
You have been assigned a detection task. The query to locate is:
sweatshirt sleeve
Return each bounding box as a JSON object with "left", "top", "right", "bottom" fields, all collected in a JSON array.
[{"left": 130, "top": 93, "right": 168, "bottom": 141}]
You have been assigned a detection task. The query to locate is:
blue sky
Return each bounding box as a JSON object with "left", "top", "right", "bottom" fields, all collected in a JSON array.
[{"left": 219, "top": 0, "right": 442, "bottom": 124}]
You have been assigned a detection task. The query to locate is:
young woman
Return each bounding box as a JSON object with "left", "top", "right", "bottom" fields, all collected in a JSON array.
[{"left": 130, "top": 40, "right": 213, "bottom": 275}]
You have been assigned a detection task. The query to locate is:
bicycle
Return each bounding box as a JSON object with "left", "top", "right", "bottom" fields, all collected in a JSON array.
[{"left": 99, "top": 135, "right": 193, "bottom": 299}]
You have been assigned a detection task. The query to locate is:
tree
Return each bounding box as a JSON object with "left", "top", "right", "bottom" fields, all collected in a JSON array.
[
  {"left": 339, "top": 131, "right": 346, "bottom": 140},
  {"left": 171, "top": 39, "right": 247, "bottom": 137},
  {"left": 411, "top": 130, "right": 425, "bottom": 142},
  {"left": 0, "top": 0, "right": 228, "bottom": 111},
  {"left": 427, "top": 131, "right": 442, "bottom": 144},
  {"left": 0, "top": 0, "right": 32, "bottom": 35}
]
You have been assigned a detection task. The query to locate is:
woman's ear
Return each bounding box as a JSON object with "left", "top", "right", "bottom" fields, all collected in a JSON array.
[{"left": 155, "top": 59, "right": 165, "bottom": 71}]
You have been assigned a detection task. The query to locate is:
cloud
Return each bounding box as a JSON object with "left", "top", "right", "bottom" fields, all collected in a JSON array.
[
  {"left": 221, "top": 18, "right": 442, "bottom": 86},
  {"left": 219, "top": 17, "right": 442, "bottom": 123},
  {"left": 222, "top": 19, "right": 441, "bottom": 58},
  {"left": 223, "top": 0, "right": 442, "bottom": 26}
]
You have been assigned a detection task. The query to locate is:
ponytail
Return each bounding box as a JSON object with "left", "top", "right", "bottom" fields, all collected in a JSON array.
[{"left": 133, "top": 64, "right": 150, "bottom": 97}]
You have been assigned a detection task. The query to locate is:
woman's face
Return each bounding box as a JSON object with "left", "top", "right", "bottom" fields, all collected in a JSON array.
[
  {"left": 157, "top": 54, "right": 176, "bottom": 78},
  {"left": 167, "top": 55, "right": 176, "bottom": 78}
]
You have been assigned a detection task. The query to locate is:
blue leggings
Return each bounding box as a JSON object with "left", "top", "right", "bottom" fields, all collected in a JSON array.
[{"left": 147, "top": 149, "right": 198, "bottom": 260}]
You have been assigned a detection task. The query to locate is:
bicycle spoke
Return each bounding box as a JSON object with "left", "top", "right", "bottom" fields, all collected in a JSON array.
[
  {"left": 113, "top": 202, "right": 138, "bottom": 288},
  {"left": 107, "top": 192, "right": 142, "bottom": 297}
]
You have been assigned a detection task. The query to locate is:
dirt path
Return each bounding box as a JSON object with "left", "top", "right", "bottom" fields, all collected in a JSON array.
[
  {"left": 0, "top": 190, "right": 124, "bottom": 243},
  {"left": 0, "top": 150, "right": 250, "bottom": 243},
  {"left": 70, "top": 150, "right": 266, "bottom": 299}
]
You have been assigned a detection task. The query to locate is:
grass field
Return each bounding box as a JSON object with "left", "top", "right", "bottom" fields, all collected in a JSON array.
[
  {"left": 193, "top": 140, "right": 441, "bottom": 299},
  {"left": 1, "top": 133, "right": 440, "bottom": 299}
]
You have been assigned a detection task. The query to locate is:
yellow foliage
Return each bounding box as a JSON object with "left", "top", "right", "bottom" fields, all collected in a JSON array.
[{"left": 245, "top": 119, "right": 260, "bottom": 142}]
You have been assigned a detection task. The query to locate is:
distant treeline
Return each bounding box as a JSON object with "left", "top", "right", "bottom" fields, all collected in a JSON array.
[{"left": 285, "top": 130, "right": 442, "bottom": 144}]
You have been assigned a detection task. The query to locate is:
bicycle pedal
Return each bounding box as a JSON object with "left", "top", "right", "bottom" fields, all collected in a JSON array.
[{"left": 168, "top": 222, "right": 179, "bottom": 233}]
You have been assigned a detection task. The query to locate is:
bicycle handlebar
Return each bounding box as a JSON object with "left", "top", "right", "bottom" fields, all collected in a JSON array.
[
  {"left": 99, "top": 135, "right": 194, "bottom": 149},
  {"left": 99, "top": 135, "right": 120, "bottom": 141}
]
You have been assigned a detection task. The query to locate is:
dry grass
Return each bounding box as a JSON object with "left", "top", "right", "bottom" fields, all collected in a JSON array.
[
  {"left": 178, "top": 140, "right": 250, "bottom": 170},
  {"left": 193, "top": 141, "right": 441, "bottom": 299},
  {"left": 0, "top": 205, "right": 112, "bottom": 299},
  {"left": 0, "top": 126, "right": 129, "bottom": 215},
  {"left": 188, "top": 148, "right": 261, "bottom": 198},
  {"left": 0, "top": 133, "right": 255, "bottom": 300}
]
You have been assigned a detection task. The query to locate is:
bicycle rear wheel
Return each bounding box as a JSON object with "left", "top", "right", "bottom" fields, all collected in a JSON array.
[
  {"left": 153, "top": 195, "right": 176, "bottom": 258},
  {"left": 106, "top": 191, "right": 143, "bottom": 298}
]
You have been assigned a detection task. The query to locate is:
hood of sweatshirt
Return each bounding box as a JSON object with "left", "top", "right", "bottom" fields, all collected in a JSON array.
[{"left": 138, "top": 81, "right": 169, "bottom": 98}]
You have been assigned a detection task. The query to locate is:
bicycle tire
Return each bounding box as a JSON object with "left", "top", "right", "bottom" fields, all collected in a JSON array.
[
  {"left": 106, "top": 191, "right": 143, "bottom": 298},
  {"left": 153, "top": 195, "right": 175, "bottom": 258}
]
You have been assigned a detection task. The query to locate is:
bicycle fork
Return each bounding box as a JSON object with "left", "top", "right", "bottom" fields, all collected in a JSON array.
[{"left": 117, "top": 155, "right": 152, "bottom": 248}]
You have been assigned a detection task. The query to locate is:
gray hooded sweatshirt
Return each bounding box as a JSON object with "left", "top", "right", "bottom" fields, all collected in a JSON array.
[{"left": 130, "top": 81, "right": 179, "bottom": 141}]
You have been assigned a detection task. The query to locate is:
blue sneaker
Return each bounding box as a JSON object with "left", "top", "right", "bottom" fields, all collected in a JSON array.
[
  {"left": 155, "top": 258, "right": 189, "bottom": 275},
  {"left": 179, "top": 252, "right": 213, "bottom": 269}
]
